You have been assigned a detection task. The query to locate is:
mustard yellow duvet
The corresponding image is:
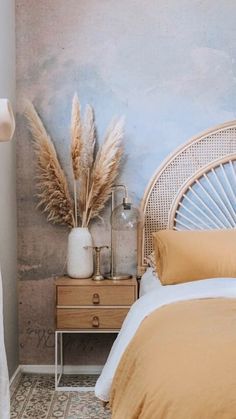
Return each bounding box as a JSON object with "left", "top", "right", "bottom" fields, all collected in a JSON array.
[{"left": 110, "top": 298, "right": 236, "bottom": 419}]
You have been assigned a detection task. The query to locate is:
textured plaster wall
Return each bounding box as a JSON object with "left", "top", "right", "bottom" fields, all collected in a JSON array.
[
  {"left": 0, "top": 0, "right": 18, "bottom": 376},
  {"left": 16, "top": 0, "right": 236, "bottom": 365}
]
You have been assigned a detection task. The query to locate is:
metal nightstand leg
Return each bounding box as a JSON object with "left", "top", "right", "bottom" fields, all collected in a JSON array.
[
  {"left": 55, "top": 331, "right": 64, "bottom": 390},
  {"left": 60, "top": 332, "right": 64, "bottom": 375}
]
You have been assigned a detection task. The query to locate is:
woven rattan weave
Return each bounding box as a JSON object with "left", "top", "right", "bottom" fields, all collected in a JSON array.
[{"left": 138, "top": 121, "right": 236, "bottom": 275}]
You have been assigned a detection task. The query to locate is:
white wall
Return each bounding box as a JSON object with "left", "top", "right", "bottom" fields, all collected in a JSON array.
[{"left": 0, "top": 0, "right": 18, "bottom": 377}]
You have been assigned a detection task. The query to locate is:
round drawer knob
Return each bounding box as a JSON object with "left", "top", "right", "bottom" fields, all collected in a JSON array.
[
  {"left": 92, "top": 293, "right": 100, "bottom": 305},
  {"left": 92, "top": 316, "right": 99, "bottom": 328}
]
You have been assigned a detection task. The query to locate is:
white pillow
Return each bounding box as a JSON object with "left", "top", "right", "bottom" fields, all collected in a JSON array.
[{"left": 139, "top": 267, "right": 162, "bottom": 297}]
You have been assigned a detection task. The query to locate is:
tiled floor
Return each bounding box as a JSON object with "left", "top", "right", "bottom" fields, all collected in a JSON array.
[{"left": 10, "top": 373, "right": 111, "bottom": 418}]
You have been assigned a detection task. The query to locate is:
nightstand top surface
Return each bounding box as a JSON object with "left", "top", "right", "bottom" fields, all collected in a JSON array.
[{"left": 55, "top": 276, "right": 137, "bottom": 286}]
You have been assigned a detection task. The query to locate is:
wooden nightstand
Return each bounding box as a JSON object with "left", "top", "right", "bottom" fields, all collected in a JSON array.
[{"left": 54, "top": 276, "right": 137, "bottom": 390}]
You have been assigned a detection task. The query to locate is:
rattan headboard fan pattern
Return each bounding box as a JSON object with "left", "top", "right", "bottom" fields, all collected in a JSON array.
[{"left": 138, "top": 121, "right": 236, "bottom": 275}]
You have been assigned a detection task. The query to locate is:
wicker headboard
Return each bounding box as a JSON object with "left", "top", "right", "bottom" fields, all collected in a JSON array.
[{"left": 138, "top": 121, "right": 236, "bottom": 275}]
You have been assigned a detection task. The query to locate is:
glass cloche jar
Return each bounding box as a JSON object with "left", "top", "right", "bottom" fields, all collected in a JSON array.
[{"left": 105, "top": 185, "right": 141, "bottom": 280}]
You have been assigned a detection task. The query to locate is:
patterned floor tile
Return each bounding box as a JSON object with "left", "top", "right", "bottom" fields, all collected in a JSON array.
[
  {"left": 59, "top": 375, "right": 98, "bottom": 388},
  {"left": 10, "top": 374, "right": 111, "bottom": 419}
]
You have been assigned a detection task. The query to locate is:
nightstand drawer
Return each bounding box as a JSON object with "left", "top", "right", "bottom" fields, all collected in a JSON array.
[
  {"left": 57, "top": 307, "right": 129, "bottom": 329},
  {"left": 57, "top": 285, "right": 135, "bottom": 306}
]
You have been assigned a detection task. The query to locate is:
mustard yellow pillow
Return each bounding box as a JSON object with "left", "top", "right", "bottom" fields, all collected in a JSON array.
[{"left": 153, "top": 229, "right": 236, "bottom": 285}]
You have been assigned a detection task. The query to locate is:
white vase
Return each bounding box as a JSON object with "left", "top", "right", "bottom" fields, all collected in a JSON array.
[{"left": 67, "top": 227, "right": 94, "bottom": 278}]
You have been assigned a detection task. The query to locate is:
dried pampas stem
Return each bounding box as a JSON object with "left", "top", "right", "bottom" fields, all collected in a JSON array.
[
  {"left": 84, "top": 118, "right": 124, "bottom": 226},
  {"left": 79, "top": 105, "right": 97, "bottom": 224},
  {"left": 83, "top": 105, "right": 96, "bottom": 169},
  {"left": 24, "top": 101, "right": 75, "bottom": 227},
  {"left": 71, "top": 93, "right": 83, "bottom": 227},
  {"left": 71, "top": 93, "right": 83, "bottom": 180}
]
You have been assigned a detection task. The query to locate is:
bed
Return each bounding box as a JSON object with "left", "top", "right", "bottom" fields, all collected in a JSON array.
[{"left": 95, "top": 121, "right": 236, "bottom": 418}]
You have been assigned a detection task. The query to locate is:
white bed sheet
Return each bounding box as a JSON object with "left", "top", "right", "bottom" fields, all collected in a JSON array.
[
  {"left": 139, "top": 267, "right": 162, "bottom": 297},
  {"left": 95, "top": 277, "right": 236, "bottom": 401}
]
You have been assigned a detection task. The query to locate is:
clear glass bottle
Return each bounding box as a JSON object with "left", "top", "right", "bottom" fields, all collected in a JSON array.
[{"left": 111, "top": 199, "right": 140, "bottom": 279}]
